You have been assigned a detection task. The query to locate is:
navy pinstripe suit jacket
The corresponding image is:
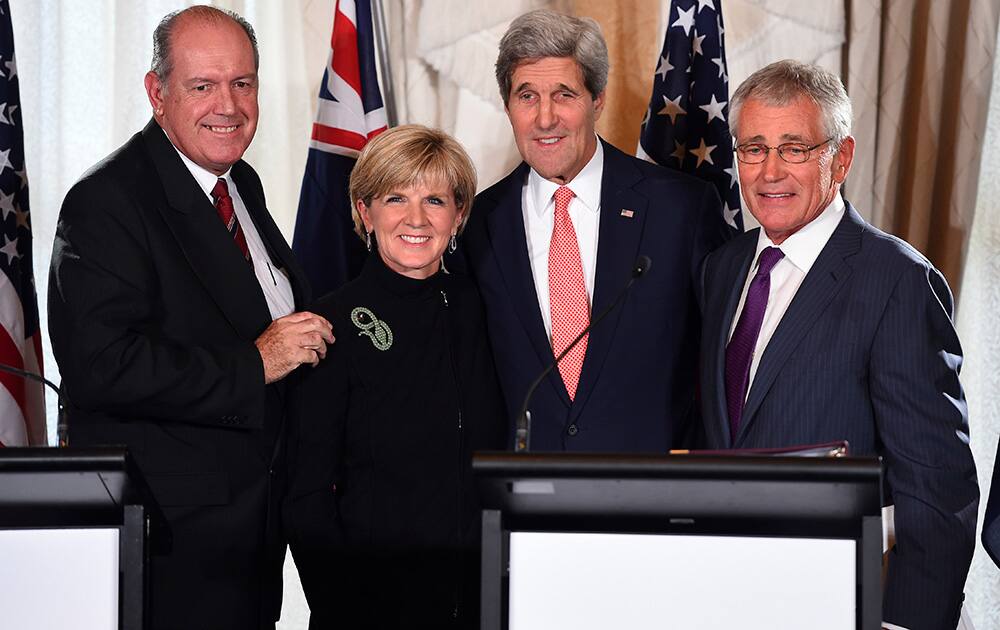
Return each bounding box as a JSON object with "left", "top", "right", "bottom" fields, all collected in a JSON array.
[{"left": 699, "top": 202, "right": 978, "bottom": 630}]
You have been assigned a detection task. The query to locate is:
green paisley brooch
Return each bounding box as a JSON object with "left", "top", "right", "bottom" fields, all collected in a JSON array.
[{"left": 351, "top": 306, "right": 393, "bottom": 351}]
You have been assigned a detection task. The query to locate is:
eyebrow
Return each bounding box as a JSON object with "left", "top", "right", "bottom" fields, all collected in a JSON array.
[
  {"left": 513, "top": 82, "right": 580, "bottom": 95},
  {"left": 741, "top": 132, "right": 810, "bottom": 143}
]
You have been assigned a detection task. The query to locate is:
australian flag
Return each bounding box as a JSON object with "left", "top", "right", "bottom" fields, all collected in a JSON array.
[
  {"left": 638, "top": 0, "right": 742, "bottom": 232},
  {"left": 0, "top": 0, "right": 45, "bottom": 446},
  {"left": 292, "top": 0, "right": 388, "bottom": 297}
]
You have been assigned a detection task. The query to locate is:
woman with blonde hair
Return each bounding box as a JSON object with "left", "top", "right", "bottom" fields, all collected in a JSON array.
[{"left": 285, "top": 124, "right": 505, "bottom": 629}]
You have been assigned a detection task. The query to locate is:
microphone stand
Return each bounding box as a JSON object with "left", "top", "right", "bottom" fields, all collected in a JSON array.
[
  {"left": 515, "top": 256, "right": 652, "bottom": 453},
  {"left": 0, "top": 363, "right": 68, "bottom": 447}
]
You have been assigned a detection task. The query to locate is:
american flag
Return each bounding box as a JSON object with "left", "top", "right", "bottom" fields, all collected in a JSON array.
[
  {"left": 293, "top": 0, "right": 388, "bottom": 297},
  {"left": 638, "top": 0, "right": 742, "bottom": 232},
  {"left": 0, "top": 0, "right": 45, "bottom": 446}
]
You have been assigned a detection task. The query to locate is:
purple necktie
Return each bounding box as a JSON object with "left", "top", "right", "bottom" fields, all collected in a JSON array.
[{"left": 725, "top": 246, "right": 784, "bottom": 440}]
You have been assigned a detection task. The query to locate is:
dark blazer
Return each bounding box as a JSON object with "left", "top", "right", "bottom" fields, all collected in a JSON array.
[
  {"left": 461, "top": 139, "right": 729, "bottom": 452},
  {"left": 699, "top": 202, "right": 978, "bottom": 630},
  {"left": 983, "top": 438, "right": 1000, "bottom": 568},
  {"left": 48, "top": 120, "right": 308, "bottom": 630}
]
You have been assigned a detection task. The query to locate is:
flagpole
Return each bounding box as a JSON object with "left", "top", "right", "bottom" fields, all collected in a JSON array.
[{"left": 370, "top": 0, "right": 398, "bottom": 127}]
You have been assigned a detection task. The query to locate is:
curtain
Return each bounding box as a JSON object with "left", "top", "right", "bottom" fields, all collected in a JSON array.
[{"left": 846, "top": 0, "right": 1000, "bottom": 294}]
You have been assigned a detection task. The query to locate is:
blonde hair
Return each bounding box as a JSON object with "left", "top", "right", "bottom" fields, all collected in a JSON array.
[{"left": 349, "top": 125, "right": 478, "bottom": 240}]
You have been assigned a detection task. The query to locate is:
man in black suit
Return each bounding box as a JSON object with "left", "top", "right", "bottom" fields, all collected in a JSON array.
[
  {"left": 460, "top": 9, "right": 730, "bottom": 452},
  {"left": 699, "top": 60, "right": 977, "bottom": 629},
  {"left": 48, "top": 6, "right": 333, "bottom": 629}
]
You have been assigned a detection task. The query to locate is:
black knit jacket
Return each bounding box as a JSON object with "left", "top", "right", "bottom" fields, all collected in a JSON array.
[{"left": 285, "top": 253, "right": 506, "bottom": 629}]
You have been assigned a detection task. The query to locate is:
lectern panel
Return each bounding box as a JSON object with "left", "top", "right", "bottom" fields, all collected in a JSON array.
[{"left": 509, "top": 532, "right": 855, "bottom": 630}]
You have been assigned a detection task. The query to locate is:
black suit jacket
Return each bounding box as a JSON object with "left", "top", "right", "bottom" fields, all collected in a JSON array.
[
  {"left": 48, "top": 120, "right": 308, "bottom": 629},
  {"left": 699, "top": 203, "right": 978, "bottom": 629},
  {"left": 461, "top": 140, "right": 729, "bottom": 452}
]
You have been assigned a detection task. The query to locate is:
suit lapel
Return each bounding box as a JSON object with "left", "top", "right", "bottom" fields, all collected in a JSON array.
[
  {"left": 483, "top": 164, "right": 571, "bottom": 405},
  {"left": 711, "top": 234, "right": 757, "bottom": 447},
  {"left": 231, "top": 162, "right": 310, "bottom": 307},
  {"left": 735, "top": 204, "right": 864, "bottom": 445},
  {"left": 570, "top": 141, "right": 647, "bottom": 419},
  {"left": 141, "top": 120, "right": 272, "bottom": 341}
]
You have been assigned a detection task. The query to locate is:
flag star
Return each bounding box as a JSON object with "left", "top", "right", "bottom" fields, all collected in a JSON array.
[
  {"left": 690, "top": 139, "right": 717, "bottom": 167},
  {"left": 712, "top": 56, "right": 726, "bottom": 78},
  {"left": 724, "top": 203, "right": 740, "bottom": 229},
  {"left": 655, "top": 54, "right": 674, "bottom": 81},
  {"left": 692, "top": 31, "right": 706, "bottom": 57},
  {"left": 15, "top": 204, "right": 29, "bottom": 231},
  {"left": 0, "top": 104, "right": 8, "bottom": 125},
  {"left": 14, "top": 168, "right": 26, "bottom": 189},
  {"left": 672, "top": 5, "right": 696, "bottom": 36},
  {"left": 657, "top": 94, "right": 686, "bottom": 124},
  {"left": 641, "top": 106, "right": 650, "bottom": 127},
  {"left": 717, "top": 15, "right": 725, "bottom": 38},
  {"left": 0, "top": 234, "right": 19, "bottom": 264},
  {"left": 697, "top": 0, "right": 716, "bottom": 12},
  {"left": 699, "top": 94, "right": 727, "bottom": 123},
  {"left": 724, "top": 166, "right": 738, "bottom": 188},
  {"left": 6, "top": 56, "right": 17, "bottom": 80},
  {"left": 0, "top": 190, "right": 13, "bottom": 219},
  {"left": 671, "top": 140, "right": 687, "bottom": 164},
  {"left": 0, "top": 148, "right": 12, "bottom": 175}
]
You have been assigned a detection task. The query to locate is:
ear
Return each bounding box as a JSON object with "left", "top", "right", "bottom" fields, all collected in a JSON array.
[
  {"left": 452, "top": 205, "right": 466, "bottom": 234},
  {"left": 832, "top": 135, "right": 855, "bottom": 184},
  {"left": 144, "top": 71, "right": 165, "bottom": 117},
  {"left": 356, "top": 199, "right": 374, "bottom": 232},
  {"left": 592, "top": 90, "right": 606, "bottom": 122}
]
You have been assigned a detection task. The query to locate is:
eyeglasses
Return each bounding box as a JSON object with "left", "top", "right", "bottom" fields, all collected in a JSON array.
[{"left": 734, "top": 138, "right": 833, "bottom": 164}]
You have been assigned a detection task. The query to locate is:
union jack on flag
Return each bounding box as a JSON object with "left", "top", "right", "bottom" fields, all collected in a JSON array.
[
  {"left": 0, "top": 0, "right": 46, "bottom": 446},
  {"left": 638, "top": 0, "right": 742, "bottom": 232},
  {"left": 293, "top": 0, "right": 388, "bottom": 296}
]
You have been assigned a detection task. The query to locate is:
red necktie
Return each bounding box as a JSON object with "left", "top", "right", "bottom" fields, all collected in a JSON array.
[
  {"left": 211, "top": 178, "right": 251, "bottom": 262},
  {"left": 548, "top": 186, "right": 590, "bottom": 400}
]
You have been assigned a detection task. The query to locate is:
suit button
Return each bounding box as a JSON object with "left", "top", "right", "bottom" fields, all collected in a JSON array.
[{"left": 567, "top": 424, "right": 578, "bottom": 436}]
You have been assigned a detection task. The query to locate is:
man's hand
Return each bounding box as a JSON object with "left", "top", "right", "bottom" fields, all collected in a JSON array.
[{"left": 255, "top": 311, "right": 335, "bottom": 384}]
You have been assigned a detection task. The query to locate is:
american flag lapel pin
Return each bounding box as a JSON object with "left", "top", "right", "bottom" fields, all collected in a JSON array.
[{"left": 620, "top": 208, "right": 634, "bottom": 218}]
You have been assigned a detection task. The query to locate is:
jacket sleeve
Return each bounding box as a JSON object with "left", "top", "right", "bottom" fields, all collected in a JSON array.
[
  {"left": 48, "top": 174, "right": 267, "bottom": 429},
  {"left": 871, "top": 262, "right": 978, "bottom": 630},
  {"left": 284, "top": 308, "right": 349, "bottom": 602}
]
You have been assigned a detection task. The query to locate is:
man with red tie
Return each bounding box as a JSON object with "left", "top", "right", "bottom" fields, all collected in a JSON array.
[
  {"left": 458, "top": 9, "right": 730, "bottom": 452},
  {"left": 48, "top": 6, "right": 333, "bottom": 629}
]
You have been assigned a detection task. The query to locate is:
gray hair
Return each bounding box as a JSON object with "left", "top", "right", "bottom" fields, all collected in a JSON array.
[
  {"left": 729, "top": 60, "right": 852, "bottom": 147},
  {"left": 495, "top": 9, "right": 609, "bottom": 105},
  {"left": 151, "top": 5, "right": 259, "bottom": 82}
]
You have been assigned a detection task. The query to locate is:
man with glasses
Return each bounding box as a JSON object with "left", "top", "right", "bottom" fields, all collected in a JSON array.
[{"left": 698, "top": 60, "right": 976, "bottom": 629}]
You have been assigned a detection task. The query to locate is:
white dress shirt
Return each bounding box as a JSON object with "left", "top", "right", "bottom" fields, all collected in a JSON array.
[
  {"left": 727, "top": 193, "right": 845, "bottom": 396},
  {"left": 522, "top": 140, "right": 604, "bottom": 339},
  {"left": 174, "top": 147, "right": 296, "bottom": 321}
]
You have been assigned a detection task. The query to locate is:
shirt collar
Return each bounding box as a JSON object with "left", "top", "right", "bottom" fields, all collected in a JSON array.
[
  {"left": 754, "top": 191, "right": 845, "bottom": 275},
  {"left": 171, "top": 143, "right": 233, "bottom": 198},
  {"left": 526, "top": 137, "right": 604, "bottom": 217}
]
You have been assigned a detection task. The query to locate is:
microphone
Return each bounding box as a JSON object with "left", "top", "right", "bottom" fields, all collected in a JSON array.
[
  {"left": 515, "top": 255, "right": 652, "bottom": 453},
  {"left": 0, "top": 363, "right": 70, "bottom": 447}
]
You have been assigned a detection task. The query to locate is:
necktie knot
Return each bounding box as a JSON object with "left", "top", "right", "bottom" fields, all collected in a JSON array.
[
  {"left": 212, "top": 177, "right": 230, "bottom": 204},
  {"left": 757, "top": 247, "right": 785, "bottom": 276},
  {"left": 554, "top": 186, "right": 575, "bottom": 214},
  {"left": 756, "top": 246, "right": 784, "bottom": 277}
]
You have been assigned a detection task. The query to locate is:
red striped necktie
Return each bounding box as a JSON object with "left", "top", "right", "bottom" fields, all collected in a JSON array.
[{"left": 211, "top": 178, "right": 251, "bottom": 263}]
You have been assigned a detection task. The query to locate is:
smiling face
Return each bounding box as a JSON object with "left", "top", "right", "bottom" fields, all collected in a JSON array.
[
  {"left": 736, "top": 96, "right": 855, "bottom": 244},
  {"left": 358, "top": 178, "right": 464, "bottom": 280},
  {"left": 505, "top": 57, "right": 604, "bottom": 185},
  {"left": 144, "top": 16, "right": 258, "bottom": 175}
]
